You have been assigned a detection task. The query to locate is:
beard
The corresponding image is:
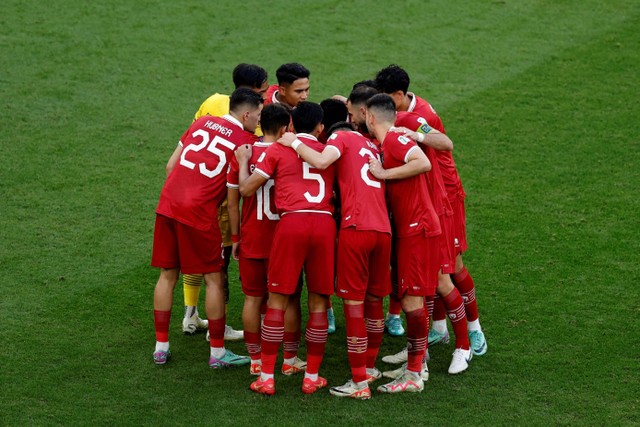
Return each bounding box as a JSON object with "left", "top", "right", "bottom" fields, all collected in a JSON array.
[{"left": 357, "top": 121, "right": 369, "bottom": 135}]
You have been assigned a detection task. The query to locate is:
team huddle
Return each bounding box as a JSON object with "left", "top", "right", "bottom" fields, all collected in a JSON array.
[{"left": 151, "top": 63, "right": 488, "bottom": 399}]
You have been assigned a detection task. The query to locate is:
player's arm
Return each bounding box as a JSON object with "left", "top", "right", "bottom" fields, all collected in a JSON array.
[
  {"left": 368, "top": 146, "right": 431, "bottom": 180},
  {"left": 278, "top": 132, "right": 340, "bottom": 170},
  {"left": 227, "top": 186, "right": 241, "bottom": 260},
  {"left": 165, "top": 143, "right": 182, "bottom": 176},
  {"left": 391, "top": 125, "right": 453, "bottom": 151},
  {"left": 236, "top": 145, "right": 268, "bottom": 197}
]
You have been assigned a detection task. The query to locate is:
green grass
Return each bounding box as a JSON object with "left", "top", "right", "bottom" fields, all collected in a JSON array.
[{"left": 1, "top": 0, "right": 639, "bottom": 425}]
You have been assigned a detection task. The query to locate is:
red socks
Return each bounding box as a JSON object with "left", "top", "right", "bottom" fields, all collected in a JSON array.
[
  {"left": 261, "top": 308, "right": 285, "bottom": 375},
  {"left": 244, "top": 331, "right": 261, "bottom": 361},
  {"left": 154, "top": 310, "right": 171, "bottom": 342},
  {"left": 208, "top": 317, "right": 225, "bottom": 348},
  {"left": 364, "top": 298, "right": 384, "bottom": 369},
  {"left": 424, "top": 297, "right": 434, "bottom": 318},
  {"left": 442, "top": 289, "right": 470, "bottom": 350},
  {"left": 305, "top": 311, "right": 328, "bottom": 375},
  {"left": 283, "top": 331, "right": 301, "bottom": 360},
  {"left": 452, "top": 267, "right": 479, "bottom": 322},
  {"left": 344, "top": 304, "right": 367, "bottom": 383},
  {"left": 432, "top": 294, "right": 447, "bottom": 322},
  {"left": 388, "top": 294, "right": 402, "bottom": 316},
  {"left": 405, "top": 308, "right": 428, "bottom": 373}
]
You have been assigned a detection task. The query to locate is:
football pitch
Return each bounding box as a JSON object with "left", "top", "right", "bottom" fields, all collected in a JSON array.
[{"left": 1, "top": 0, "right": 638, "bottom": 425}]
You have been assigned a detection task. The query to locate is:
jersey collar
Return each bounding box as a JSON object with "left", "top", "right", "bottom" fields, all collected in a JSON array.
[
  {"left": 407, "top": 92, "right": 417, "bottom": 112},
  {"left": 297, "top": 133, "right": 318, "bottom": 141},
  {"left": 222, "top": 114, "right": 243, "bottom": 129}
]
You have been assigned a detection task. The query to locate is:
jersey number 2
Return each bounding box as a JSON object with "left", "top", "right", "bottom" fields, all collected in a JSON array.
[{"left": 358, "top": 148, "right": 382, "bottom": 188}]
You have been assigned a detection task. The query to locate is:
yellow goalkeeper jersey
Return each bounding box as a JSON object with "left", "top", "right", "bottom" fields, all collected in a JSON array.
[{"left": 194, "top": 93, "right": 263, "bottom": 136}]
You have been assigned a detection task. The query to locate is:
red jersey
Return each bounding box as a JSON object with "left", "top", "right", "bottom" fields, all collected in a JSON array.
[
  {"left": 381, "top": 131, "right": 441, "bottom": 238},
  {"left": 255, "top": 134, "right": 335, "bottom": 215},
  {"left": 396, "top": 111, "right": 452, "bottom": 217},
  {"left": 325, "top": 131, "right": 390, "bottom": 233},
  {"left": 156, "top": 115, "right": 255, "bottom": 231},
  {"left": 264, "top": 84, "right": 280, "bottom": 106},
  {"left": 408, "top": 93, "right": 465, "bottom": 199},
  {"left": 227, "top": 141, "right": 279, "bottom": 258}
]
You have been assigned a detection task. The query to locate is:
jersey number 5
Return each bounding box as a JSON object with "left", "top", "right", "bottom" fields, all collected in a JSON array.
[
  {"left": 180, "top": 130, "right": 236, "bottom": 178},
  {"left": 302, "top": 162, "right": 326, "bottom": 203}
]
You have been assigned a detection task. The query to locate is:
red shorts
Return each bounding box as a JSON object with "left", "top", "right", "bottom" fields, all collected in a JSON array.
[
  {"left": 239, "top": 256, "right": 269, "bottom": 297},
  {"left": 336, "top": 228, "right": 391, "bottom": 301},
  {"left": 450, "top": 195, "right": 468, "bottom": 254},
  {"left": 268, "top": 213, "right": 336, "bottom": 296},
  {"left": 395, "top": 232, "right": 439, "bottom": 298},
  {"left": 151, "top": 214, "right": 223, "bottom": 274},
  {"left": 438, "top": 213, "right": 456, "bottom": 274}
]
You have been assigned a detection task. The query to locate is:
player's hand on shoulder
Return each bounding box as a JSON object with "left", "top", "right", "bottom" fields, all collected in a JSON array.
[
  {"left": 278, "top": 132, "right": 297, "bottom": 147},
  {"left": 391, "top": 126, "right": 419, "bottom": 142},
  {"left": 368, "top": 157, "right": 386, "bottom": 180},
  {"left": 235, "top": 144, "right": 252, "bottom": 162}
]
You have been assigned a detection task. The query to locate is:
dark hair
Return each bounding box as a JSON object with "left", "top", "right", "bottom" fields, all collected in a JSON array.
[
  {"left": 374, "top": 64, "right": 410, "bottom": 94},
  {"left": 352, "top": 79, "right": 377, "bottom": 90},
  {"left": 260, "top": 104, "right": 291, "bottom": 135},
  {"left": 327, "top": 121, "right": 355, "bottom": 136},
  {"left": 232, "top": 63, "right": 268, "bottom": 89},
  {"left": 229, "top": 87, "right": 264, "bottom": 112},
  {"left": 365, "top": 94, "right": 396, "bottom": 122},
  {"left": 291, "top": 101, "right": 323, "bottom": 134},
  {"left": 276, "top": 63, "right": 310, "bottom": 85},
  {"left": 320, "top": 98, "right": 348, "bottom": 131},
  {"left": 348, "top": 85, "right": 379, "bottom": 106}
]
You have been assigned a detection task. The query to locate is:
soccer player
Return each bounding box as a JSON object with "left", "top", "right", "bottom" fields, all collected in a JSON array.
[
  {"left": 365, "top": 94, "right": 438, "bottom": 393},
  {"left": 263, "top": 65, "right": 337, "bottom": 334},
  {"left": 227, "top": 103, "right": 306, "bottom": 376},
  {"left": 178, "top": 64, "right": 268, "bottom": 341},
  {"left": 151, "top": 88, "right": 263, "bottom": 367},
  {"left": 375, "top": 64, "right": 487, "bottom": 358},
  {"left": 278, "top": 120, "right": 391, "bottom": 399},
  {"left": 346, "top": 84, "right": 453, "bottom": 340},
  {"left": 318, "top": 97, "right": 350, "bottom": 334},
  {"left": 383, "top": 111, "right": 473, "bottom": 375},
  {"left": 237, "top": 102, "right": 336, "bottom": 396},
  {"left": 264, "top": 63, "right": 310, "bottom": 109}
]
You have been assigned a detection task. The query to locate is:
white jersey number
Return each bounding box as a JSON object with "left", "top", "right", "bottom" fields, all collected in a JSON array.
[
  {"left": 302, "top": 162, "right": 326, "bottom": 203},
  {"left": 179, "top": 130, "right": 236, "bottom": 178},
  {"left": 358, "top": 148, "right": 382, "bottom": 188},
  {"left": 256, "top": 179, "right": 279, "bottom": 220}
]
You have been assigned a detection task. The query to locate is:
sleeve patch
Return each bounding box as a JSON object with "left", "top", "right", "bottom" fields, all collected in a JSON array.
[{"left": 419, "top": 123, "right": 433, "bottom": 134}]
